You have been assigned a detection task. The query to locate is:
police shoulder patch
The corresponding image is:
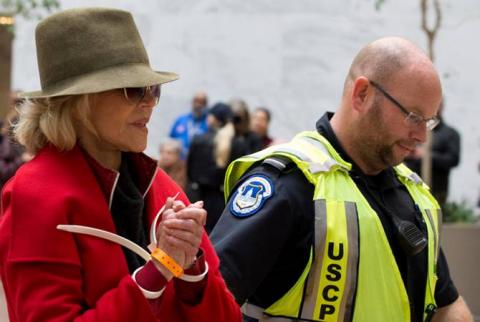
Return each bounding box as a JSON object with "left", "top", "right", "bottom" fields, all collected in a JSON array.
[{"left": 230, "top": 174, "right": 274, "bottom": 218}]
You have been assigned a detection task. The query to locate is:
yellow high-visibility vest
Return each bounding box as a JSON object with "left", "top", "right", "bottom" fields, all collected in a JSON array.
[{"left": 225, "top": 131, "right": 440, "bottom": 322}]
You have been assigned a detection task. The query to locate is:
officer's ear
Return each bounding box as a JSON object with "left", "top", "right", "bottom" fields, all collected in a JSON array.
[{"left": 351, "top": 76, "right": 371, "bottom": 113}]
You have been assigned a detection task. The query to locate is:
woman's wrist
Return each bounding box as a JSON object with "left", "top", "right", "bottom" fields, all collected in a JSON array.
[
  {"left": 151, "top": 257, "right": 175, "bottom": 281},
  {"left": 178, "top": 262, "right": 209, "bottom": 282},
  {"left": 132, "top": 261, "right": 169, "bottom": 299},
  {"left": 180, "top": 249, "right": 207, "bottom": 279},
  {"left": 150, "top": 247, "right": 184, "bottom": 278}
]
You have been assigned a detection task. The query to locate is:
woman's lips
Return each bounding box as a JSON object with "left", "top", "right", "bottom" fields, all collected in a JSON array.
[{"left": 131, "top": 118, "right": 149, "bottom": 131}]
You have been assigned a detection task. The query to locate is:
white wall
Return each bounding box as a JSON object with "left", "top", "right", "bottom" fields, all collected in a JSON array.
[{"left": 11, "top": 0, "right": 480, "bottom": 207}]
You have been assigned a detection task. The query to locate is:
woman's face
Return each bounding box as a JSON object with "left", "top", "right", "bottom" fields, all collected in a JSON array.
[
  {"left": 85, "top": 88, "right": 158, "bottom": 153},
  {"left": 159, "top": 144, "right": 181, "bottom": 168}
]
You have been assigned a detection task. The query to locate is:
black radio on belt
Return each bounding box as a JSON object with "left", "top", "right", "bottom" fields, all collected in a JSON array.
[
  {"left": 391, "top": 214, "right": 427, "bottom": 256},
  {"left": 350, "top": 171, "right": 428, "bottom": 256}
]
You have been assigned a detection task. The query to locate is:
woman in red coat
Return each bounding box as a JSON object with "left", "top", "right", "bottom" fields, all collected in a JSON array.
[{"left": 0, "top": 7, "right": 241, "bottom": 322}]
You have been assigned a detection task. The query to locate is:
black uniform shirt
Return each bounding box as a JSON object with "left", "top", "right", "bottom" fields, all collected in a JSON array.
[{"left": 211, "top": 112, "right": 458, "bottom": 322}]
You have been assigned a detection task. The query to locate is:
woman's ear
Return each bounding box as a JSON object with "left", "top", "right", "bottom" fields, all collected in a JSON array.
[{"left": 351, "top": 76, "right": 371, "bottom": 113}]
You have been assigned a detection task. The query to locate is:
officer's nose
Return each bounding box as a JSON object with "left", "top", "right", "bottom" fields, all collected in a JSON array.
[{"left": 410, "top": 122, "right": 427, "bottom": 143}]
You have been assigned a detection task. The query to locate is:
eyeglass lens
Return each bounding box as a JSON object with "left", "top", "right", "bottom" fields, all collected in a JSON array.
[
  {"left": 124, "top": 85, "right": 161, "bottom": 104},
  {"left": 370, "top": 80, "right": 439, "bottom": 131}
]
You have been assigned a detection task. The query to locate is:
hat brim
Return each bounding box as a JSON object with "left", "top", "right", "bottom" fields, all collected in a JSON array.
[{"left": 19, "top": 63, "right": 179, "bottom": 98}]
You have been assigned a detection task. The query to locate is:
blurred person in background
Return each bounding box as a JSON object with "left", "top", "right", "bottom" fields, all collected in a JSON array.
[
  {"left": 405, "top": 101, "right": 460, "bottom": 208},
  {"left": 188, "top": 101, "right": 263, "bottom": 233},
  {"left": 250, "top": 107, "right": 273, "bottom": 149},
  {"left": 187, "top": 103, "right": 235, "bottom": 233},
  {"left": 158, "top": 138, "right": 187, "bottom": 190},
  {"left": 0, "top": 7, "right": 241, "bottom": 322},
  {"left": 0, "top": 91, "right": 31, "bottom": 190},
  {"left": 169, "top": 91, "right": 209, "bottom": 158},
  {"left": 230, "top": 99, "right": 263, "bottom": 156}
]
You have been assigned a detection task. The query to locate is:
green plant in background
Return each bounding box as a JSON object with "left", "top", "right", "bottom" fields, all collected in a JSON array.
[
  {"left": 0, "top": 0, "right": 59, "bottom": 19},
  {"left": 442, "top": 201, "right": 477, "bottom": 223},
  {"left": 0, "top": 0, "right": 60, "bottom": 33}
]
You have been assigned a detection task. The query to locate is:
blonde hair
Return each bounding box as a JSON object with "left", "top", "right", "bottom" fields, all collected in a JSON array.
[
  {"left": 14, "top": 95, "right": 94, "bottom": 154},
  {"left": 213, "top": 122, "right": 235, "bottom": 168},
  {"left": 229, "top": 98, "right": 251, "bottom": 135}
]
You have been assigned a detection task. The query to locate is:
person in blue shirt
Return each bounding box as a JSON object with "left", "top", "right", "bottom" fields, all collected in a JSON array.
[{"left": 169, "top": 91, "right": 209, "bottom": 158}]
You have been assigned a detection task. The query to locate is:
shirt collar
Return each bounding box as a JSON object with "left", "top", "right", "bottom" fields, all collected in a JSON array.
[{"left": 315, "top": 112, "right": 354, "bottom": 165}]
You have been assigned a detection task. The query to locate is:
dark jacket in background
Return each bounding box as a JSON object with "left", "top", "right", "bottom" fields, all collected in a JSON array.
[
  {"left": 187, "top": 130, "right": 262, "bottom": 233},
  {"left": 405, "top": 120, "right": 460, "bottom": 206},
  {"left": 231, "top": 131, "right": 263, "bottom": 159},
  {"left": 0, "top": 133, "right": 26, "bottom": 189}
]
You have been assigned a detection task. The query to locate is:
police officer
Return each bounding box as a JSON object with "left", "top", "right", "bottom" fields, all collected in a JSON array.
[{"left": 210, "top": 37, "right": 473, "bottom": 322}]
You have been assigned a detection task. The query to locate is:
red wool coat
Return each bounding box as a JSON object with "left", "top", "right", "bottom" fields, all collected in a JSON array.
[{"left": 0, "top": 145, "right": 241, "bottom": 322}]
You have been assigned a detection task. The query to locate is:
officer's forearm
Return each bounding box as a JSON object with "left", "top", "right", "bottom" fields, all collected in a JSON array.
[{"left": 432, "top": 296, "right": 473, "bottom": 322}]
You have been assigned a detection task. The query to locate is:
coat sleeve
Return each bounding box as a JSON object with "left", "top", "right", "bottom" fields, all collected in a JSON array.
[
  {"left": 169, "top": 117, "right": 181, "bottom": 138},
  {"left": 144, "top": 170, "right": 243, "bottom": 321},
  {"left": 178, "top": 233, "right": 242, "bottom": 321},
  {"left": 148, "top": 233, "right": 242, "bottom": 321},
  {"left": 431, "top": 127, "right": 460, "bottom": 171}
]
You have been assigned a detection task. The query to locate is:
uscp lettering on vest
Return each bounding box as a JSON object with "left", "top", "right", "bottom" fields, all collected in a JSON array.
[{"left": 319, "top": 242, "right": 344, "bottom": 320}]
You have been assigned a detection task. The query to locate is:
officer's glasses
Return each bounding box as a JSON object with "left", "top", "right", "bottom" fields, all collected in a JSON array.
[
  {"left": 122, "top": 85, "right": 161, "bottom": 105},
  {"left": 369, "top": 80, "right": 439, "bottom": 131}
]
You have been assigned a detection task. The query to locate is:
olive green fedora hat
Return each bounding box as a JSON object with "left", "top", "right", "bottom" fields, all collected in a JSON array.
[{"left": 20, "top": 7, "right": 178, "bottom": 98}]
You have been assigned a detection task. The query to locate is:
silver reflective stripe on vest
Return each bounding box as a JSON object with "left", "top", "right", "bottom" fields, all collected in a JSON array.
[
  {"left": 407, "top": 171, "right": 423, "bottom": 184},
  {"left": 263, "top": 157, "right": 289, "bottom": 172},
  {"left": 249, "top": 135, "right": 338, "bottom": 175},
  {"left": 424, "top": 209, "right": 440, "bottom": 262},
  {"left": 300, "top": 199, "right": 329, "bottom": 319},
  {"left": 297, "top": 136, "right": 339, "bottom": 174},
  {"left": 250, "top": 146, "right": 313, "bottom": 163},
  {"left": 339, "top": 202, "right": 359, "bottom": 322},
  {"left": 242, "top": 303, "right": 297, "bottom": 322},
  {"left": 309, "top": 161, "right": 337, "bottom": 174},
  {"left": 300, "top": 200, "right": 359, "bottom": 322}
]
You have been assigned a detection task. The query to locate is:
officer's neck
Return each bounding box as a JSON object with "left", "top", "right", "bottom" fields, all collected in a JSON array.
[{"left": 330, "top": 112, "right": 384, "bottom": 176}]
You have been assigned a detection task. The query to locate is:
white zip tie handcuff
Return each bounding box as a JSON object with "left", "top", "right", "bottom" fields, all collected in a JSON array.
[{"left": 57, "top": 192, "right": 208, "bottom": 284}]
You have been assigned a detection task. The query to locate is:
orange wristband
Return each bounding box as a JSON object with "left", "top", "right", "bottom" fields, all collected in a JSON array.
[{"left": 151, "top": 248, "right": 184, "bottom": 277}]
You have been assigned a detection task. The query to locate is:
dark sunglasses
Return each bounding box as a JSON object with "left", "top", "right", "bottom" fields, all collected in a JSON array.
[{"left": 122, "top": 85, "right": 161, "bottom": 105}]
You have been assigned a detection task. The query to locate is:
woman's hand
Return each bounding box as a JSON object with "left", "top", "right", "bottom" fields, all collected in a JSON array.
[
  {"left": 155, "top": 198, "right": 206, "bottom": 275},
  {"left": 156, "top": 198, "right": 187, "bottom": 269},
  {"left": 163, "top": 201, "right": 206, "bottom": 268}
]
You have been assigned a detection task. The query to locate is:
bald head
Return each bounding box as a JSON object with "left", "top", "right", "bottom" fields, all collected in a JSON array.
[
  {"left": 332, "top": 37, "right": 443, "bottom": 175},
  {"left": 344, "top": 37, "right": 438, "bottom": 94},
  {"left": 192, "top": 90, "right": 208, "bottom": 117},
  {"left": 193, "top": 91, "right": 208, "bottom": 104}
]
